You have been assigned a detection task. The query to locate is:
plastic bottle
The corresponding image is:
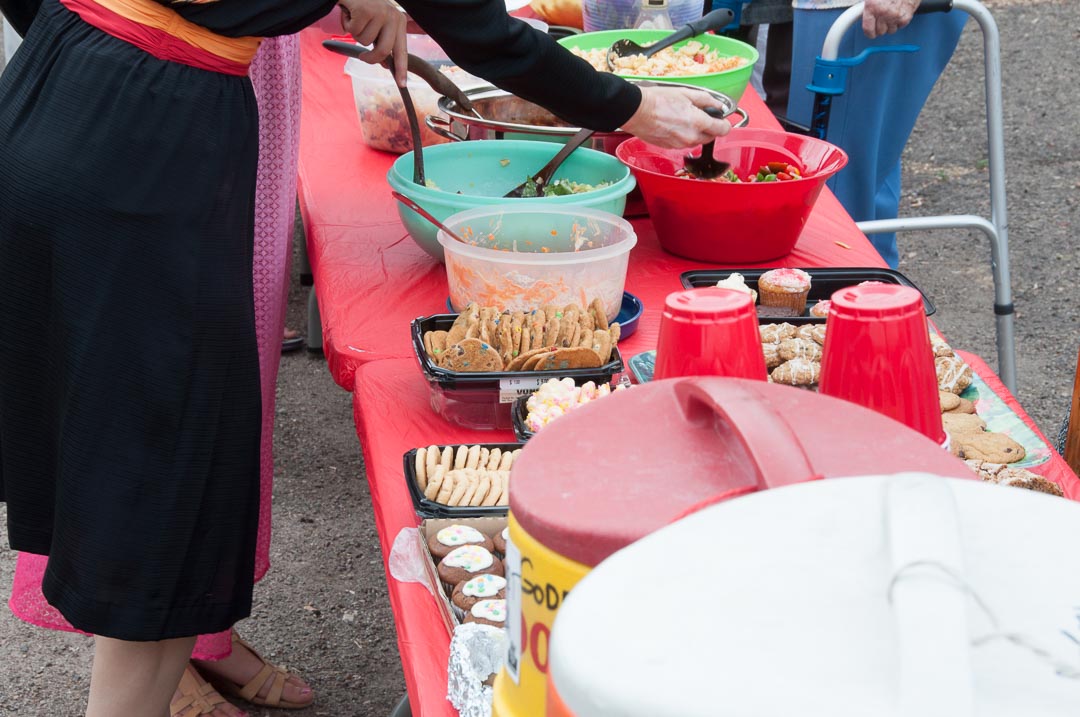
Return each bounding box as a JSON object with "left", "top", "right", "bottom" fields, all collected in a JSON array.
[{"left": 633, "top": 0, "right": 675, "bottom": 30}]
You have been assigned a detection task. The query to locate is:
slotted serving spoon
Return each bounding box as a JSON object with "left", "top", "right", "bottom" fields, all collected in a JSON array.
[
  {"left": 682, "top": 107, "right": 732, "bottom": 180},
  {"left": 502, "top": 127, "right": 596, "bottom": 198},
  {"left": 606, "top": 7, "right": 734, "bottom": 71}
]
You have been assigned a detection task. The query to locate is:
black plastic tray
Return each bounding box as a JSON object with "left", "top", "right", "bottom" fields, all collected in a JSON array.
[
  {"left": 679, "top": 267, "right": 935, "bottom": 320},
  {"left": 411, "top": 314, "right": 625, "bottom": 388},
  {"left": 404, "top": 443, "right": 524, "bottom": 518},
  {"left": 511, "top": 396, "right": 534, "bottom": 443}
]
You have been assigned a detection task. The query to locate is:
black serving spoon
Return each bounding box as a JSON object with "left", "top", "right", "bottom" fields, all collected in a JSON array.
[
  {"left": 502, "top": 127, "right": 596, "bottom": 198},
  {"left": 606, "top": 7, "right": 734, "bottom": 72},
  {"left": 682, "top": 107, "right": 732, "bottom": 180}
]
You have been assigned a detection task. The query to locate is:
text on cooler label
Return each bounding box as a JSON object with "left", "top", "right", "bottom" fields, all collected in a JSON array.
[
  {"left": 504, "top": 534, "right": 523, "bottom": 684},
  {"left": 499, "top": 377, "right": 546, "bottom": 404}
]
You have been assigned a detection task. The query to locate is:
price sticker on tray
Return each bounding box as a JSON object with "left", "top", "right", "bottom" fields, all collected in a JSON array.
[{"left": 499, "top": 377, "right": 546, "bottom": 404}]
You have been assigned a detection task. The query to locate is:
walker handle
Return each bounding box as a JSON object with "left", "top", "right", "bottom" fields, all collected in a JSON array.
[{"left": 915, "top": 0, "right": 954, "bottom": 14}]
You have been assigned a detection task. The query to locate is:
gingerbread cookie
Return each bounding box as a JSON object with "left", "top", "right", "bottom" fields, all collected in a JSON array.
[
  {"left": 760, "top": 323, "right": 797, "bottom": 344},
  {"left": 795, "top": 324, "right": 827, "bottom": 346},
  {"left": 778, "top": 338, "right": 823, "bottom": 362},
  {"left": 954, "top": 431, "right": 1025, "bottom": 463},
  {"left": 930, "top": 334, "right": 954, "bottom": 358},
  {"left": 936, "top": 355, "right": 973, "bottom": 395},
  {"left": 762, "top": 343, "right": 782, "bottom": 370},
  {"left": 770, "top": 358, "right": 820, "bottom": 386},
  {"left": 965, "top": 460, "right": 1062, "bottom": 497},
  {"left": 440, "top": 339, "right": 504, "bottom": 372}
]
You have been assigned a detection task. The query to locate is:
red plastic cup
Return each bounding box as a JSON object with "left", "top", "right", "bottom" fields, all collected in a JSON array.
[
  {"left": 819, "top": 284, "right": 945, "bottom": 445},
  {"left": 653, "top": 288, "right": 768, "bottom": 381}
]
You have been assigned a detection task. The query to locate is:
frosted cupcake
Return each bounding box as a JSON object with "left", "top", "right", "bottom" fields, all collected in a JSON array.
[
  {"left": 463, "top": 599, "right": 508, "bottom": 628},
  {"left": 757, "top": 268, "right": 812, "bottom": 315},
  {"left": 809, "top": 299, "right": 831, "bottom": 318},
  {"left": 452, "top": 574, "right": 508, "bottom": 612}
]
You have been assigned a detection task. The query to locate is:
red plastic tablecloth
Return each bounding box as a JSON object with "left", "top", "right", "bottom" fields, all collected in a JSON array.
[{"left": 295, "top": 25, "right": 1080, "bottom": 717}]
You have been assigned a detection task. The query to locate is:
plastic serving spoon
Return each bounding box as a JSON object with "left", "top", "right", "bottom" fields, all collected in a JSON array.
[
  {"left": 682, "top": 107, "right": 732, "bottom": 180},
  {"left": 606, "top": 7, "right": 734, "bottom": 71},
  {"left": 391, "top": 191, "right": 470, "bottom": 244},
  {"left": 502, "top": 127, "right": 596, "bottom": 198}
]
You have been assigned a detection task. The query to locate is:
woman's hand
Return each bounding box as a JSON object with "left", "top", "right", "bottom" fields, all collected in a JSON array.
[
  {"left": 620, "top": 86, "right": 732, "bottom": 149},
  {"left": 337, "top": 0, "right": 409, "bottom": 85},
  {"left": 863, "top": 0, "right": 920, "bottom": 38}
]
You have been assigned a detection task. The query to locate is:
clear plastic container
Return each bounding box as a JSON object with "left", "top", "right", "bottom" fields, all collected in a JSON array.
[
  {"left": 411, "top": 315, "right": 624, "bottom": 430},
  {"left": 343, "top": 35, "right": 481, "bottom": 154},
  {"left": 582, "top": 0, "right": 701, "bottom": 32},
  {"left": 438, "top": 206, "right": 637, "bottom": 323}
]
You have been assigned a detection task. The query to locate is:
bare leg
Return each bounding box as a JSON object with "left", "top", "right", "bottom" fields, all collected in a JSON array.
[{"left": 87, "top": 635, "right": 197, "bottom": 717}]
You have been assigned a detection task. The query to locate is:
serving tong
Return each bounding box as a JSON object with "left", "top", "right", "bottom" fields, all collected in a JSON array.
[
  {"left": 322, "top": 39, "right": 481, "bottom": 185},
  {"left": 605, "top": 7, "right": 734, "bottom": 71}
]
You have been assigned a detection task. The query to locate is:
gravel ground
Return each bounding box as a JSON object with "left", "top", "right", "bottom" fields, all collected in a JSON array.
[{"left": 1, "top": 1, "right": 1077, "bottom": 714}]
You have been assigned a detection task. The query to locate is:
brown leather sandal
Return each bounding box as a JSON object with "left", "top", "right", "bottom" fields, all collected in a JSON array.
[
  {"left": 206, "top": 630, "right": 314, "bottom": 710},
  {"left": 171, "top": 665, "right": 231, "bottom": 717}
]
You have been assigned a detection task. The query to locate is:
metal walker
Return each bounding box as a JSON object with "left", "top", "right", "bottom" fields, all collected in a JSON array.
[{"left": 806, "top": 0, "right": 1016, "bottom": 391}]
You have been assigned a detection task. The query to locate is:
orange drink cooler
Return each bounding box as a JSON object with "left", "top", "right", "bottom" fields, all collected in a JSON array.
[{"left": 492, "top": 377, "right": 973, "bottom": 716}]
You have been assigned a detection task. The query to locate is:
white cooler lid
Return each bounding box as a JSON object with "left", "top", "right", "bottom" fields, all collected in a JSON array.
[{"left": 548, "top": 474, "right": 1080, "bottom": 717}]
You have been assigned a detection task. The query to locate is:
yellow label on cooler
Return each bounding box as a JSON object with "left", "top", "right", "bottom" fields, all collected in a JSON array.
[{"left": 493, "top": 513, "right": 591, "bottom": 717}]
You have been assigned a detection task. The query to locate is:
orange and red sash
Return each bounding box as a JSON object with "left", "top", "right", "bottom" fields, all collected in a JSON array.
[{"left": 61, "top": 0, "right": 261, "bottom": 76}]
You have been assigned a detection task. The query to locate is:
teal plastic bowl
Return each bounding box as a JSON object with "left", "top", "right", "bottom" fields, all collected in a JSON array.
[
  {"left": 388, "top": 140, "right": 636, "bottom": 261},
  {"left": 558, "top": 30, "right": 758, "bottom": 102}
]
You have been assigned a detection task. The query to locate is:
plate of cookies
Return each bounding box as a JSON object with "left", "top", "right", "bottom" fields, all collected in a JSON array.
[
  {"left": 680, "top": 267, "right": 935, "bottom": 320},
  {"left": 412, "top": 302, "right": 626, "bottom": 429},
  {"left": 405, "top": 443, "right": 524, "bottom": 517}
]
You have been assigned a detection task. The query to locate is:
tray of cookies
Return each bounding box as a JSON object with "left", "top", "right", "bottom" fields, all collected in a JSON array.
[
  {"left": 679, "top": 267, "right": 935, "bottom": 320},
  {"left": 418, "top": 517, "right": 510, "bottom": 634},
  {"left": 628, "top": 330, "right": 1053, "bottom": 470},
  {"left": 411, "top": 301, "right": 624, "bottom": 430},
  {"left": 405, "top": 443, "right": 524, "bottom": 517}
]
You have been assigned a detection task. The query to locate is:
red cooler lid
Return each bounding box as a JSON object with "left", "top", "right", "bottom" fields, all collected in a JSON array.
[{"left": 510, "top": 377, "right": 974, "bottom": 568}]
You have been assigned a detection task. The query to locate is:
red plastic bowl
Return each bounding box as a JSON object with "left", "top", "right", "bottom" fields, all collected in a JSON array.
[{"left": 616, "top": 128, "right": 848, "bottom": 263}]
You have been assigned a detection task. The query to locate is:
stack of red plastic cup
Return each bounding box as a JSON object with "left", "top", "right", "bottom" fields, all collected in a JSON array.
[
  {"left": 654, "top": 288, "right": 767, "bottom": 381},
  {"left": 819, "top": 283, "right": 945, "bottom": 445}
]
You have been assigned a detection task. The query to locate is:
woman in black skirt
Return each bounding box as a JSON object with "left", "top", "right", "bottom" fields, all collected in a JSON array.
[{"left": 0, "top": 0, "right": 729, "bottom": 713}]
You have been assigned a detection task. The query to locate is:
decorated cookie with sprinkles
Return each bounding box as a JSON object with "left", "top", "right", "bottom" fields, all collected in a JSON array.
[
  {"left": 439, "top": 338, "right": 504, "bottom": 372},
  {"left": 463, "top": 598, "right": 508, "bottom": 627},
  {"left": 426, "top": 524, "right": 494, "bottom": 561},
  {"left": 452, "top": 574, "right": 508, "bottom": 611},
  {"left": 437, "top": 545, "right": 504, "bottom": 586}
]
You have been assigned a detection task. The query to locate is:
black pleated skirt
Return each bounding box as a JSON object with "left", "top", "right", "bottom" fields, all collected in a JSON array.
[{"left": 0, "top": 0, "right": 262, "bottom": 641}]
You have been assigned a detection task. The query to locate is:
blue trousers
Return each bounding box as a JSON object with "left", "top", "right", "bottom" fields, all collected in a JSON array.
[{"left": 786, "top": 8, "right": 967, "bottom": 268}]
